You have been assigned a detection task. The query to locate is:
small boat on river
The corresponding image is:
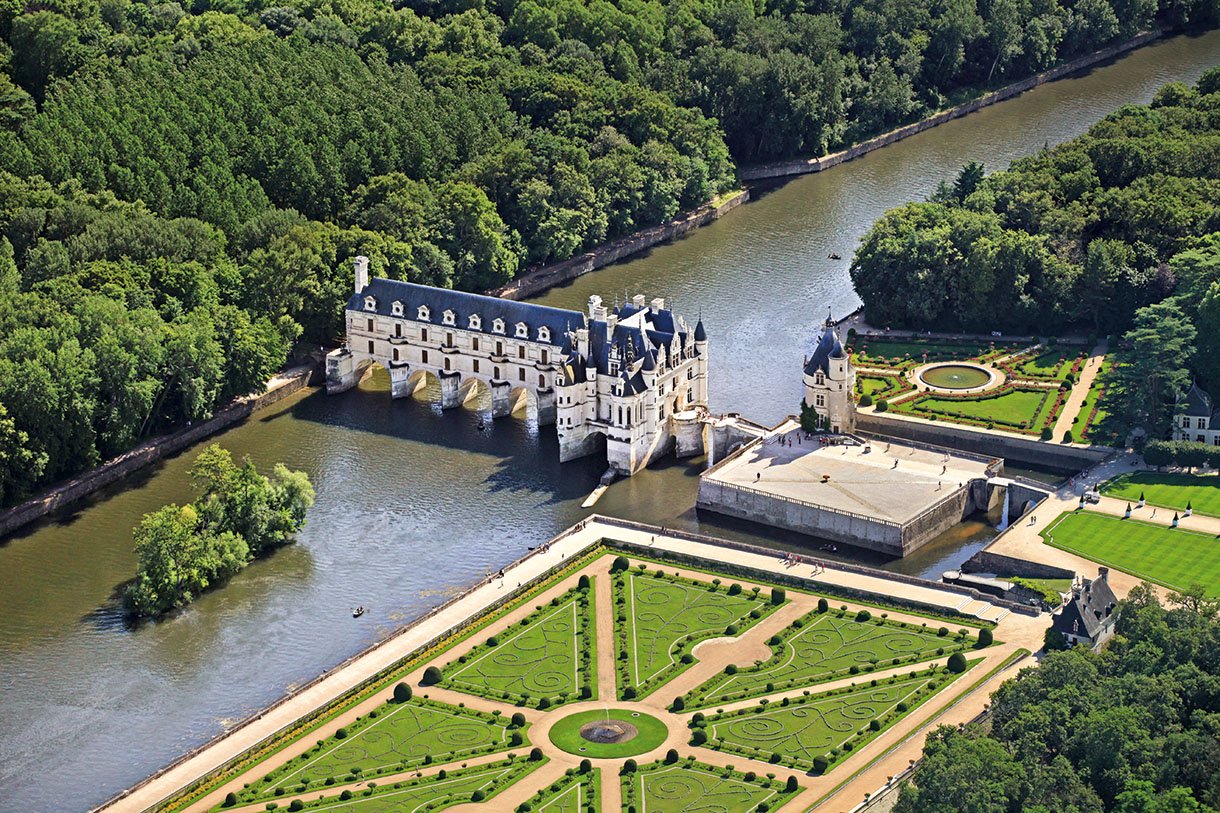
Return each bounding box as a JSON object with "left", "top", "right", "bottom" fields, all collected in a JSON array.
[
  {"left": 828, "top": 252, "right": 842, "bottom": 260},
  {"left": 352, "top": 606, "right": 365, "bottom": 618}
]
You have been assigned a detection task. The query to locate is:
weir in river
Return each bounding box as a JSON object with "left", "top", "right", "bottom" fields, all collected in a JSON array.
[{"left": 1, "top": 29, "right": 1219, "bottom": 812}]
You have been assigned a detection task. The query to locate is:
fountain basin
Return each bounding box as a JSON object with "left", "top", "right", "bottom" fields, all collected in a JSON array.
[
  {"left": 548, "top": 708, "right": 668, "bottom": 758},
  {"left": 918, "top": 363, "right": 995, "bottom": 391}
]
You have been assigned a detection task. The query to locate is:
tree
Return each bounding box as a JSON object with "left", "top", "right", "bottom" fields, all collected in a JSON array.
[
  {"left": 1191, "top": 282, "right": 1220, "bottom": 391},
  {"left": 1111, "top": 302, "right": 1196, "bottom": 432}
]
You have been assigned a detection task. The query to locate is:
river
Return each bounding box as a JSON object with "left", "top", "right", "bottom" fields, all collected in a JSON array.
[{"left": 2, "top": 30, "right": 1218, "bottom": 812}]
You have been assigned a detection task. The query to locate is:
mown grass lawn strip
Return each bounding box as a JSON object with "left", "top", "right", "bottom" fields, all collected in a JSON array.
[{"left": 1101, "top": 471, "right": 1220, "bottom": 517}]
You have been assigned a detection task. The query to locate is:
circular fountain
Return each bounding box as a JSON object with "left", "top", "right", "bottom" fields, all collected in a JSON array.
[
  {"left": 917, "top": 363, "right": 996, "bottom": 391},
  {"left": 549, "top": 708, "right": 667, "bottom": 757}
]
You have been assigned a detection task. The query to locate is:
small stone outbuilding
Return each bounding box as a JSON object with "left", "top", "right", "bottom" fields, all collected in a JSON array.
[{"left": 1051, "top": 567, "right": 1119, "bottom": 649}]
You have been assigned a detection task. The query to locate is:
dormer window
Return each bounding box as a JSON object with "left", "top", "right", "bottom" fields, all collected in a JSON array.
[
  {"left": 417, "top": 305, "right": 430, "bottom": 321},
  {"left": 492, "top": 318, "right": 505, "bottom": 334},
  {"left": 538, "top": 326, "right": 551, "bottom": 343},
  {"left": 364, "top": 296, "right": 377, "bottom": 311},
  {"left": 442, "top": 309, "right": 455, "bottom": 326},
  {"left": 515, "top": 322, "right": 528, "bottom": 338},
  {"left": 391, "top": 300, "right": 403, "bottom": 316},
  {"left": 815, "top": 372, "right": 825, "bottom": 385},
  {"left": 468, "top": 314, "right": 481, "bottom": 330}
]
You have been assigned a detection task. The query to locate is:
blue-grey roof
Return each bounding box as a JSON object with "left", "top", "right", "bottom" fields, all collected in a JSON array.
[
  {"left": 805, "top": 322, "right": 844, "bottom": 376},
  {"left": 1182, "top": 382, "right": 1214, "bottom": 418},
  {"left": 349, "top": 279, "right": 581, "bottom": 347},
  {"left": 694, "top": 319, "right": 706, "bottom": 342},
  {"left": 1052, "top": 571, "right": 1117, "bottom": 640}
]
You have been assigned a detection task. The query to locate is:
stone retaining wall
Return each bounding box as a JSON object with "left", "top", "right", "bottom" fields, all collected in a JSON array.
[
  {"left": 487, "top": 189, "right": 749, "bottom": 300},
  {"left": 0, "top": 366, "right": 317, "bottom": 541},
  {"left": 964, "top": 550, "right": 1076, "bottom": 580},
  {"left": 739, "top": 30, "right": 1162, "bottom": 182},
  {"left": 857, "top": 412, "right": 1113, "bottom": 470}
]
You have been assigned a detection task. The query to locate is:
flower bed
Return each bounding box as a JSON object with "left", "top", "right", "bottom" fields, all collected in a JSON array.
[{"left": 892, "top": 385, "right": 1053, "bottom": 434}]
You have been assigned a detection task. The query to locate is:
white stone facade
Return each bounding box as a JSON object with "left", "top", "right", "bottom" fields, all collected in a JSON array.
[
  {"left": 803, "top": 318, "right": 856, "bottom": 434},
  {"left": 327, "top": 257, "right": 708, "bottom": 475}
]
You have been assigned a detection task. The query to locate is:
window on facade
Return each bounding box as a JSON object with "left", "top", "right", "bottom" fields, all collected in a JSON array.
[
  {"left": 539, "top": 327, "right": 550, "bottom": 342},
  {"left": 392, "top": 348, "right": 399, "bottom": 361},
  {"left": 519, "top": 368, "right": 525, "bottom": 381},
  {"left": 1200, "top": 418, "right": 1207, "bottom": 429},
  {"left": 660, "top": 405, "right": 665, "bottom": 420},
  {"left": 539, "top": 374, "right": 545, "bottom": 387},
  {"left": 442, "top": 310, "right": 454, "bottom": 325},
  {"left": 367, "top": 318, "right": 374, "bottom": 331},
  {"left": 816, "top": 394, "right": 825, "bottom": 407},
  {"left": 515, "top": 322, "right": 528, "bottom": 338},
  {"left": 815, "top": 372, "right": 824, "bottom": 385},
  {"left": 687, "top": 368, "right": 693, "bottom": 380},
  {"left": 472, "top": 338, "right": 479, "bottom": 351},
  {"left": 395, "top": 323, "right": 401, "bottom": 337},
  {"left": 446, "top": 332, "right": 453, "bottom": 347},
  {"left": 494, "top": 366, "right": 500, "bottom": 379},
  {"left": 368, "top": 340, "right": 374, "bottom": 353},
  {"left": 492, "top": 319, "right": 505, "bottom": 334},
  {"left": 659, "top": 384, "right": 665, "bottom": 396},
  {"left": 364, "top": 297, "right": 376, "bottom": 311},
  {"left": 422, "top": 350, "right": 428, "bottom": 364},
  {"left": 473, "top": 360, "right": 480, "bottom": 373},
  {"left": 421, "top": 328, "right": 428, "bottom": 342},
  {"left": 519, "top": 346, "right": 526, "bottom": 359},
  {"left": 391, "top": 301, "right": 403, "bottom": 316},
  {"left": 541, "top": 350, "right": 548, "bottom": 364},
  {"left": 496, "top": 341, "right": 503, "bottom": 356},
  {"left": 1200, "top": 434, "right": 1206, "bottom": 442},
  {"left": 417, "top": 306, "right": 430, "bottom": 321},
  {"left": 445, "top": 358, "right": 451, "bottom": 371}
]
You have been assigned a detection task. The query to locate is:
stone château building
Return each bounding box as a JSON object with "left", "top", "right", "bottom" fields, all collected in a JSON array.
[
  {"left": 1174, "top": 382, "right": 1220, "bottom": 445},
  {"left": 803, "top": 316, "right": 856, "bottom": 434},
  {"left": 326, "top": 257, "right": 709, "bottom": 474}
]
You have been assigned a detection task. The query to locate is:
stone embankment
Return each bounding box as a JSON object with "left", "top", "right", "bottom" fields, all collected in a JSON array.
[
  {"left": 739, "top": 30, "right": 1163, "bottom": 182},
  {"left": 487, "top": 189, "right": 748, "bottom": 301},
  {"left": 0, "top": 365, "right": 316, "bottom": 540}
]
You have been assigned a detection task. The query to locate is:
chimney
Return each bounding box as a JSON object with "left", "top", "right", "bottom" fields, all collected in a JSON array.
[
  {"left": 1098, "top": 566, "right": 1109, "bottom": 584},
  {"left": 650, "top": 297, "right": 665, "bottom": 314},
  {"left": 632, "top": 294, "right": 646, "bottom": 309},
  {"left": 353, "top": 255, "right": 369, "bottom": 293},
  {"left": 588, "top": 294, "right": 607, "bottom": 322}
]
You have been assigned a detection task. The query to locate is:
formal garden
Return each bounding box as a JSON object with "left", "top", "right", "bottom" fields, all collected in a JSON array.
[
  {"left": 680, "top": 608, "right": 978, "bottom": 708},
  {"left": 188, "top": 548, "right": 999, "bottom": 813},
  {"left": 1043, "top": 511, "right": 1220, "bottom": 595}
]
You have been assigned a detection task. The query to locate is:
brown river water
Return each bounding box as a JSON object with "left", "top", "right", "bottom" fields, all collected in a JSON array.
[{"left": 2, "top": 30, "right": 1219, "bottom": 811}]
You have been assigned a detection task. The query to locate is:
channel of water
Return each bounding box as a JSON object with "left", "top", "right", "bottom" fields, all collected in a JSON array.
[{"left": 2, "top": 30, "right": 1218, "bottom": 812}]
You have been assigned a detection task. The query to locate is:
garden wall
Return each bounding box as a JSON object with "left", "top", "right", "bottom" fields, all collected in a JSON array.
[
  {"left": 487, "top": 189, "right": 748, "bottom": 301},
  {"left": 739, "top": 30, "right": 1162, "bottom": 182},
  {"left": 857, "top": 412, "right": 1113, "bottom": 470},
  {"left": 0, "top": 366, "right": 318, "bottom": 541},
  {"left": 963, "top": 549, "right": 1076, "bottom": 580}
]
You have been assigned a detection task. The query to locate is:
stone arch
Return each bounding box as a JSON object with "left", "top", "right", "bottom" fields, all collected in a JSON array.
[
  {"left": 458, "top": 375, "right": 493, "bottom": 410},
  {"left": 508, "top": 385, "right": 539, "bottom": 419}
]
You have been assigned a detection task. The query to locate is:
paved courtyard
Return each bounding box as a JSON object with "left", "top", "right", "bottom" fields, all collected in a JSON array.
[{"left": 704, "top": 420, "right": 996, "bottom": 523}]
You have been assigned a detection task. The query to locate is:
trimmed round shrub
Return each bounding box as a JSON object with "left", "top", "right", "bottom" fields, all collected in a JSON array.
[
  {"left": 869, "top": 719, "right": 881, "bottom": 731},
  {"left": 471, "top": 790, "right": 486, "bottom": 802},
  {"left": 666, "top": 748, "right": 679, "bottom": 764},
  {"left": 692, "top": 729, "right": 708, "bottom": 745},
  {"left": 680, "top": 653, "right": 694, "bottom": 664},
  {"left": 422, "top": 666, "right": 443, "bottom": 685},
  {"left": 530, "top": 747, "right": 544, "bottom": 761},
  {"left": 224, "top": 792, "right": 237, "bottom": 807},
  {"left": 812, "top": 755, "right": 829, "bottom": 774},
  {"left": 725, "top": 624, "right": 739, "bottom": 635},
  {"left": 611, "top": 556, "right": 630, "bottom": 572},
  {"left": 1041, "top": 426, "right": 1054, "bottom": 440},
  {"left": 786, "top": 775, "right": 799, "bottom": 792},
  {"left": 947, "top": 652, "right": 968, "bottom": 673},
  {"left": 580, "top": 758, "right": 592, "bottom": 773},
  {"left": 623, "top": 686, "right": 637, "bottom": 699},
  {"left": 672, "top": 696, "right": 685, "bottom": 711},
  {"left": 339, "top": 790, "right": 353, "bottom": 801},
  {"left": 393, "top": 682, "right": 412, "bottom": 703},
  {"left": 977, "top": 628, "right": 993, "bottom": 647},
  {"left": 334, "top": 727, "right": 348, "bottom": 740},
  {"left": 817, "top": 598, "right": 829, "bottom": 613},
  {"left": 289, "top": 801, "right": 304, "bottom": 812},
  {"left": 856, "top": 609, "right": 871, "bottom": 622},
  {"left": 728, "top": 583, "right": 742, "bottom": 595},
  {"left": 937, "top": 627, "right": 949, "bottom": 637},
  {"left": 859, "top": 394, "right": 874, "bottom": 407},
  {"left": 771, "top": 588, "right": 785, "bottom": 605},
  {"left": 622, "top": 759, "right": 638, "bottom": 774},
  {"left": 537, "top": 696, "right": 551, "bottom": 709},
  {"left": 511, "top": 712, "right": 526, "bottom": 727},
  {"left": 488, "top": 635, "right": 500, "bottom": 646},
  {"left": 876, "top": 399, "right": 889, "bottom": 412},
  {"left": 896, "top": 702, "right": 908, "bottom": 712},
  {"left": 510, "top": 732, "right": 524, "bottom": 746},
  {"left": 725, "top": 664, "right": 738, "bottom": 675},
  {"left": 578, "top": 574, "right": 591, "bottom": 589},
  {"left": 580, "top": 685, "right": 593, "bottom": 699}
]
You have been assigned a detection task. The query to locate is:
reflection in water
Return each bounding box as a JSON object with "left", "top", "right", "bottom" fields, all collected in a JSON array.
[{"left": 1, "top": 30, "right": 1219, "bottom": 812}]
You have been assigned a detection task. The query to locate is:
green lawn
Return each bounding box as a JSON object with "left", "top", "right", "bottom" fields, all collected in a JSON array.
[
  {"left": 701, "top": 667, "right": 969, "bottom": 773},
  {"left": 684, "top": 611, "right": 968, "bottom": 708},
  {"left": 858, "top": 375, "right": 896, "bottom": 396},
  {"left": 530, "top": 767, "right": 599, "bottom": 812},
  {"left": 1013, "top": 347, "right": 1078, "bottom": 379},
  {"left": 299, "top": 758, "right": 543, "bottom": 812},
  {"left": 549, "top": 708, "right": 668, "bottom": 758},
  {"left": 615, "top": 569, "right": 775, "bottom": 698},
  {"left": 623, "top": 762, "right": 786, "bottom": 813},
  {"left": 235, "top": 698, "right": 521, "bottom": 803},
  {"left": 912, "top": 388, "right": 1048, "bottom": 427},
  {"left": 443, "top": 585, "right": 595, "bottom": 706},
  {"left": 1043, "top": 511, "right": 1220, "bottom": 595},
  {"left": 1101, "top": 472, "right": 1220, "bottom": 517}
]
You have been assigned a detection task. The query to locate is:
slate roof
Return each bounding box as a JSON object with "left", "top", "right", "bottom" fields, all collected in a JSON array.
[
  {"left": 1052, "top": 568, "right": 1119, "bottom": 641},
  {"left": 349, "top": 278, "right": 581, "bottom": 347},
  {"left": 1181, "top": 382, "right": 1214, "bottom": 419},
  {"left": 805, "top": 321, "right": 845, "bottom": 376}
]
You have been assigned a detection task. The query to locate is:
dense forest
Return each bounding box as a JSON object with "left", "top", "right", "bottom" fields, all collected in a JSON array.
[
  {"left": 851, "top": 71, "right": 1220, "bottom": 343},
  {"left": 894, "top": 585, "right": 1220, "bottom": 813},
  {"left": 0, "top": 0, "right": 1214, "bottom": 506}
]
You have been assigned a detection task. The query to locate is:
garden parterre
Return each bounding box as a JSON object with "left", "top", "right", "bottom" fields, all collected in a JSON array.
[{"left": 186, "top": 548, "right": 997, "bottom": 813}]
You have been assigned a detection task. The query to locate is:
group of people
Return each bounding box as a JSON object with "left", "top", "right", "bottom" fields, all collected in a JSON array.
[{"left": 780, "top": 551, "right": 828, "bottom": 574}]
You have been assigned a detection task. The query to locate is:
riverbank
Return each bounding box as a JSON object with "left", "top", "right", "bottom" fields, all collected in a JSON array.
[
  {"left": 739, "top": 29, "right": 1164, "bottom": 181},
  {"left": 0, "top": 365, "right": 316, "bottom": 541}
]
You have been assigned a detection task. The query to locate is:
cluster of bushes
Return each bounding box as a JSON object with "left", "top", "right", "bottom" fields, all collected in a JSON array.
[
  {"left": 514, "top": 759, "right": 596, "bottom": 813},
  {"left": 897, "top": 385, "right": 1054, "bottom": 434},
  {"left": 612, "top": 561, "right": 782, "bottom": 700},
  {"left": 433, "top": 583, "right": 594, "bottom": 708},
  {"left": 1144, "top": 439, "right": 1220, "bottom": 469}
]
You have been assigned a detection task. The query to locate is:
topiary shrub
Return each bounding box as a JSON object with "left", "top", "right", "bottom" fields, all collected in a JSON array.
[
  {"left": 530, "top": 747, "right": 544, "bottom": 761},
  {"left": 394, "top": 682, "right": 412, "bottom": 703},
  {"left": 812, "top": 755, "right": 829, "bottom": 774},
  {"left": 622, "top": 759, "right": 638, "bottom": 774},
  {"left": 896, "top": 701, "right": 908, "bottom": 712},
  {"left": 611, "top": 556, "right": 630, "bottom": 572},
  {"left": 537, "top": 696, "right": 551, "bottom": 709},
  {"left": 578, "top": 574, "right": 590, "bottom": 589},
  {"left": 692, "top": 729, "right": 708, "bottom": 745},
  {"left": 1041, "top": 426, "right": 1053, "bottom": 440},
  {"left": 471, "top": 790, "right": 486, "bottom": 802},
  {"left": 859, "top": 393, "right": 874, "bottom": 407},
  {"left": 725, "top": 664, "right": 738, "bottom": 675},
  {"left": 876, "top": 399, "right": 889, "bottom": 412},
  {"left": 510, "top": 732, "right": 524, "bottom": 746},
  {"left": 728, "top": 583, "right": 742, "bottom": 595},
  {"left": 725, "top": 624, "right": 739, "bottom": 635},
  {"left": 947, "top": 652, "right": 967, "bottom": 673},
  {"left": 422, "top": 666, "right": 442, "bottom": 685},
  {"left": 937, "top": 626, "right": 949, "bottom": 637},
  {"left": 580, "top": 758, "right": 592, "bottom": 773},
  {"left": 288, "top": 801, "right": 304, "bottom": 812},
  {"left": 977, "top": 628, "right": 993, "bottom": 647},
  {"left": 623, "top": 686, "right": 637, "bottom": 699},
  {"left": 666, "top": 748, "right": 679, "bottom": 764},
  {"left": 786, "top": 775, "right": 799, "bottom": 792},
  {"left": 672, "top": 696, "right": 685, "bottom": 711},
  {"left": 856, "top": 609, "right": 871, "bottom": 622},
  {"left": 869, "top": 719, "right": 881, "bottom": 731},
  {"left": 817, "top": 598, "right": 829, "bottom": 613},
  {"left": 771, "top": 587, "right": 785, "bottom": 604},
  {"left": 335, "top": 727, "right": 348, "bottom": 739},
  {"left": 511, "top": 712, "right": 526, "bottom": 727},
  {"left": 224, "top": 792, "right": 237, "bottom": 807}
]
